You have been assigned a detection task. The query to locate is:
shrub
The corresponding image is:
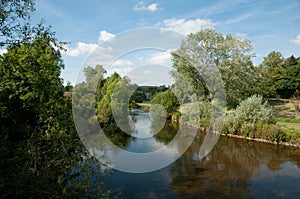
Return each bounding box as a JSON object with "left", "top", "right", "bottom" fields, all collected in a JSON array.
[
  {"left": 234, "top": 95, "right": 275, "bottom": 124},
  {"left": 151, "top": 90, "right": 180, "bottom": 118},
  {"left": 224, "top": 95, "right": 276, "bottom": 136}
]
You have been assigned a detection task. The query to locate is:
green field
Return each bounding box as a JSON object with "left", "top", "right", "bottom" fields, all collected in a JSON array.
[{"left": 270, "top": 100, "right": 300, "bottom": 140}]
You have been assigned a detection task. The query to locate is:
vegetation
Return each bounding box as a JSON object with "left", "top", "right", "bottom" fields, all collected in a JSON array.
[
  {"left": 0, "top": 1, "right": 119, "bottom": 198},
  {"left": 150, "top": 90, "right": 180, "bottom": 119},
  {"left": 171, "top": 29, "right": 260, "bottom": 108},
  {"left": 0, "top": 0, "right": 299, "bottom": 197},
  {"left": 131, "top": 85, "right": 168, "bottom": 103},
  {"left": 149, "top": 29, "right": 300, "bottom": 144}
]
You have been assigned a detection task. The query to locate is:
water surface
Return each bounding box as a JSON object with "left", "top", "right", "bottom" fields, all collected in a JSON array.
[{"left": 103, "top": 111, "right": 300, "bottom": 198}]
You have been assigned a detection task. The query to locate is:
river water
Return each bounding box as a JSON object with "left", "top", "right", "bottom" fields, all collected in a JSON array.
[{"left": 101, "top": 110, "right": 300, "bottom": 199}]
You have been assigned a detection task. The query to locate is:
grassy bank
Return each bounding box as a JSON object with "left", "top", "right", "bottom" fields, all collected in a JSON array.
[{"left": 271, "top": 100, "right": 300, "bottom": 143}]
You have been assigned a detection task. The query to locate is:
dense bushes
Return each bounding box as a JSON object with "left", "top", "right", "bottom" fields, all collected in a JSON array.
[
  {"left": 151, "top": 90, "right": 180, "bottom": 119},
  {"left": 223, "top": 95, "right": 289, "bottom": 143}
]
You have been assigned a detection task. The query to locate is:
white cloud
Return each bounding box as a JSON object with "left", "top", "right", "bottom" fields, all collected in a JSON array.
[
  {"left": 98, "top": 30, "right": 116, "bottom": 43},
  {"left": 161, "top": 18, "right": 216, "bottom": 35},
  {"left": 225, "top": 12, "right": 253, "bottom": 25},
  {"left": 110, "top": 59, "right": 133, "bottom": 67},
  {"left": 147, "top": 3, "right": 158, "bottom": 11},
  {"left": 235, "top": 32, "right": 248, "bottom": 39},
  {"left": 63, "top": 30, "right": 115, "bottom": 57},
  {"left": 133, "top": 1, "right": 158, "bottom": 12},
  {"left": 143, "top": 69, "right": 153, "bottom": 74},
  {"left": 0, "top": 49, "right": 7, "bottom": 55},
  {"left": 108, "top": 67, "right": 134, "bottom": 77},
  {"left": 64, "top": 42, "right": 98, "bottom": 57},
  {"left": 146, "top": 49, "right": 174, "bottom": 66},
  {"left": 290, "top": 34, "right": 300, "bottom": 46}
]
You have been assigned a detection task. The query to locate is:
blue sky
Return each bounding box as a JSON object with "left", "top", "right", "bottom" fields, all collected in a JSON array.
[{"left": 29, "top": 0, "right": 300, "bottom": 85}]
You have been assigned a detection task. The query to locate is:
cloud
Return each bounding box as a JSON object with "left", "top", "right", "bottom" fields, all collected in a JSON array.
[
  {"left": 63, "top": 30, "right": 115, "bottom": 57},
  {"left": 160, "top": 18, "right": 216, "bottom": 35},
  {"left": 98, "top": 30, "right": 116, "bottom": 43},
  {"left": 143, "top": 69, "right": 152, "bottom": 74},
  {"left": 107, "top": 66, "right": 134, "bottom": 77},
  {"left": 147, "top": 3, "right": 158, "bottom": 11},
  {"left": 0, "top": 49, "right": 7, "bottom": 55},
  {"left": 133, "top": 1, "right": 158, "bottom": 12},
  {"left": 146, "top": 49, "right": 174, "bottom": 66},
  {"left": 290, "top": 34, "right": 300, "bottom": 46},
  {"left": 64, "top": 42, "right": 98, "bottom": 57},
  {"left": 110, "top": 59, "right": 133, "bottom": 67},
  {"left": 235, "top": 32, "right": 248, "bottom": 39},
  {"left": 224, "top": 12, "right": 253, "bottom": 25}
]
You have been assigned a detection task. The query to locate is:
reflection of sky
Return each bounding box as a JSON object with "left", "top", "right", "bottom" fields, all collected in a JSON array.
[
  {"left": 249, "top": 161, "right": 300, "bottom": 198},
  {"left": 102, "top": 110, "right": 196, "bottom": 173}
]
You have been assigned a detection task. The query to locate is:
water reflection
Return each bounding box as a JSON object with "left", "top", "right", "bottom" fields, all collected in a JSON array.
[{"left": 102, "top": 111, "right": 300, "bottom": 198}]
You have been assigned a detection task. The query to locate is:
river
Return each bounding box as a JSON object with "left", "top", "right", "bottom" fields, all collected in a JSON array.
[{"left": 100, "top": 110, "right": 300, "bottom": 198}]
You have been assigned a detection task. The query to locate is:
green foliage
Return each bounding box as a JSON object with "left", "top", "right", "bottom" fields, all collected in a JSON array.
[
  {"left": 260, "top": 51, "right": 284, "bottom": 68},
  {"left": 0, "top": 32, "right": 117, "bottom": 198},
  {"left": 223, "top": 95, "right": 292, "bottom": 143},
  {"left": 171, "top": 29, "right": 259, "bottom": 108},
  {"left": 131, "top": 85, "right": 168, "bottom": 102},
  {"left": 96, "top": 72, "right": 121, "bottom": 124},
  {"left": 0, "top": 0, "right": 35, "bottom": 46},
  {"left": 0, "top": 31, "right": 65, "bottom": 140},
  {"left": 260, "top": 53, "right": 300, "bottom": 99},
  {"left": 151, "top": 90, "right": 180, "bottom": 118},
  {"left": 234, "top": 95, "right": 275, "bottom": 124},
  {"left": 179, "top": 101, "right": 211, "bottom": 125}
]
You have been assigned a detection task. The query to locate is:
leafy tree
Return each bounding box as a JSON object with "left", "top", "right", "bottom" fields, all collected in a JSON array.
[
  {"left": 171, "top": 29, "right": 259, "bottom": 108},
  {"left": 0, "top": 31, "right": 120, "bottom": 198},
  {"left": 0, "top": 31, "right": 65, "bottom": 140},
  {"left": 283, "top": 55, "right": 297, "bottom": 67},
  {"left": 0, "top": 31, "right": 79, "bottom": 197},
  {"left": 96, "top": 72, "right": 121, "bottom": 124},
  {"left": 0, "top": 0, "right": 35, "bottom": 47},
  {"left": 274, "top": 63, "right": 300, "bottom": 98},
  {"left": 260, "top": 51, "right": 284, "bottom": 68},
  {"left": 260, "top": 53, "right": 300, "bottom": 98},
  {"left": 151, "top": 90, "right": 180, "bottom": 118},
  {"left": 170, "top": 70, "right": 197, "bottom": 104}
]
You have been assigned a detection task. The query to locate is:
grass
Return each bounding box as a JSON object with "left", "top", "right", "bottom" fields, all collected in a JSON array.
[
  {"left": 270, "top": 99, "right": 300, "bottom": 141},
  {"left": 137, "top": 102, "right": 151, "bottom": 111}
]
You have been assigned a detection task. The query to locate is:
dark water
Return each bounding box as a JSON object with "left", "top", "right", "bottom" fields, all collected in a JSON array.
[{"left": 102, "top": 111, "right": 300, "bottom": 199}]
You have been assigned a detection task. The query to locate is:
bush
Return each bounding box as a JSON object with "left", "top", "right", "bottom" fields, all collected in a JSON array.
[
  {"left": 151, "top": 90, "right": 180, "bottom": 118},
  {"left": 234, "top": 95, "right": 275, "bottom": 124},
  {"left": 223, "top": 95, "right": 283, "bottom": 141}
]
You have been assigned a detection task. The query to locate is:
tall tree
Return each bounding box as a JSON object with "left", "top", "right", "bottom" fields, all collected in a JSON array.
[
  {"left": 260, "top": 51, "right": 284, "bottom": 68},
  {"left": 0, "top": 31, "right": 65, "bottom": 140},
  {"left": 283, "top": 55, "right": 298, "bottom": 67},
  {"left": 171, "top": 29, "right": 259, "bottom": 108}
]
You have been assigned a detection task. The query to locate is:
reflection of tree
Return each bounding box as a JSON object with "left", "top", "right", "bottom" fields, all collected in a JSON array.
[
  {"left": 169, "top": 130, "right": 300, "bottom": 198},
  {"left": 102, "top": 124, "right": 131, "bottom": 148},
  {"left": 152, "top": 122, "right": 178, "bottom": 145}
]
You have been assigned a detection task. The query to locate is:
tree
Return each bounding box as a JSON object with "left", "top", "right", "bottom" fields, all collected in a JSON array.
[
  {"left": 0, "top": 0, "right": 35, "bottom": 47},
  {"left": 274, "top": 63, "right": 300, "bottom": 98},
  {"left": 260, "top": 53, "right": 300, "bottom": 98},
  {"left": 151, "top": 90, "right": 180, "bottom": 118},
  {"left": 0, "top": 31, "right": 77, "bottom": 197},
  {"left": 171, "top": 29, "right": 259, "bottom": 108},
  {"left": 0, "top": 31, "right": 65, "bottom": 140},
  {"left": 283, "top": 55, "right": 298, "bottom": 67},
  {"left": 260, "top": 51, "right": 284, "bottom": 68}
]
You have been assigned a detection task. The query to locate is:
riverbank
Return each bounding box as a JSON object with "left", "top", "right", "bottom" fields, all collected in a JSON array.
[
  {"left": 135, "top": 101, "right": 300, "bottom": 148},
  {"left": 178, "top": 120, "right": 300, "bottom": 149}
]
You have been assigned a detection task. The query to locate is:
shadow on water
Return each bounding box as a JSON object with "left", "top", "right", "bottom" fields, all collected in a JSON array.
[{"left": 100, "top": 110, "right": 300, "bottom": 199}]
